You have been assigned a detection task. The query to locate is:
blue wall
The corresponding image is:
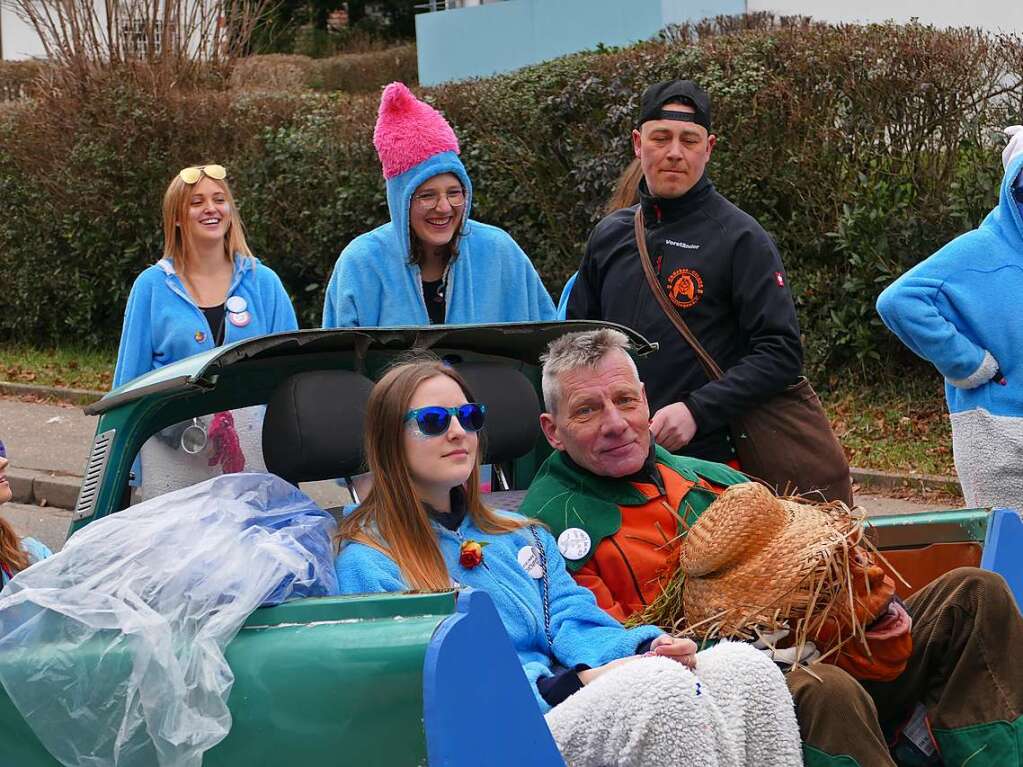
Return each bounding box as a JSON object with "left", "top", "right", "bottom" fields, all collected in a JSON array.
[{"left": 416, "top": 0, "right": 744, "bottom": 86}]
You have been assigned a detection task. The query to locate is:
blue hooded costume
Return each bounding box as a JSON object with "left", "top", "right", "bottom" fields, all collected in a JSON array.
[
  {"left": 335, "top": 511, "right": 661, "bottom": 713},
  {"left": 321, "top": 82, "right": 555, "bottom": 328},
  {"left": 876, "top": 155, "right": 1023, "bottom": 507},
  {"left": 114, "top": 255, "right": 298, "bottom": 389},
  {"left": 322, "top": 151, "right": 556, "bottom": 327}
]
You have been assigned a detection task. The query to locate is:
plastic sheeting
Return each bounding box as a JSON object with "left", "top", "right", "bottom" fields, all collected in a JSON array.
[{"left": 0, "top": 472, "right": 338, "bottom": 767}]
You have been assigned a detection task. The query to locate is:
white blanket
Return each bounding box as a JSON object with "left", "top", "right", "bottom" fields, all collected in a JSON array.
[{"left": 545, "top": 641, "right": 802, "bottom": 766}]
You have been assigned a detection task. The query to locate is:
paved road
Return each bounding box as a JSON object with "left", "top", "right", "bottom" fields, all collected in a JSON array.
[{"left": 0, "top": 397, "right": 96, "bottom": 476}]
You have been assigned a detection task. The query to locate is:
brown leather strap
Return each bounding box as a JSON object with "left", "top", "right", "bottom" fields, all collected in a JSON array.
[{"left": 633, "top": 208, "right": 725, "bottom": 381}]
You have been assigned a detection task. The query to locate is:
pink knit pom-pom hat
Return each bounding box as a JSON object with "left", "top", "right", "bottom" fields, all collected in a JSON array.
[{"left": 373, "top": 82, "right": 460, "bottom": 180}]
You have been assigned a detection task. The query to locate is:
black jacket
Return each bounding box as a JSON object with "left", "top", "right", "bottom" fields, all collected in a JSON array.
[{"left": 566, "top": 175, "right": 803, "bottom": 462}]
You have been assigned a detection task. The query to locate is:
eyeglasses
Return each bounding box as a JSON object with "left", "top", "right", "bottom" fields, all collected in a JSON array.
[
  {"left": 0, "top": 440, "right": 6, "bottom": 458},
  {"left": 178, "top": 165, "right": 227, "bottom": 185},
  {"left": 404, "top": 403, "right": 486, "bottom": 437},
  {"left": 412, "top": 189, "right": 467, "bottom": 211}
]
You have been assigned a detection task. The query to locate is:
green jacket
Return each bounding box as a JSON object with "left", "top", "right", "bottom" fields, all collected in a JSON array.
[{"left": 518, "top": 445, "right": 747, "bottom": 572}]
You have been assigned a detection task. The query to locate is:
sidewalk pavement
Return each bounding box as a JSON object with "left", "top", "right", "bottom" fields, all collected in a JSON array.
[
  {"left": 1, "top": 396, "right": 96, "bottom": 509},
  {"left": 0, "top": 393, "right": 963, "bottom": 517}
]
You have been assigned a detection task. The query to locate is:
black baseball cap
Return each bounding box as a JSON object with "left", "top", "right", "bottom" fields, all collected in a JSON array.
[{"left": 637, "top": 80, "right": 712, "bottom": 133}]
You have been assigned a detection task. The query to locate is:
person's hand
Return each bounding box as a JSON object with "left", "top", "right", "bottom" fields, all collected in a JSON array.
[
  {"left": 650, "top": 402, "right": 698, "bottom": 451},
  {"left": 577, "top": 656, "right": 638, "bottom": 685},
  {"left": 1003, "top": 125, "right": 1023, "bottom": 171},
  {"left": 647, "top": 634, "right": 697, "bottom": 669}
]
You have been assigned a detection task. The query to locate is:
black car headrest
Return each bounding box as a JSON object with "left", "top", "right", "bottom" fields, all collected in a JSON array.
[
  {"left": 263, "top": 370, "right": 374, "bottom": 484},
  {"left": 454, "top": 362, "right": 541, "bottom": 465}
]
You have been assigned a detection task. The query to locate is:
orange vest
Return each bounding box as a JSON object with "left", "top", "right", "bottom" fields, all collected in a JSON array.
[{"left": 573, "top": 465, "right": 724, "bottom": 623}]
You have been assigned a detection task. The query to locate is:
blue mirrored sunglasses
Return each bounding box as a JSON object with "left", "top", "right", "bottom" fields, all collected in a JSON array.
[
  {"left": 404, "top": 404, "right": 486, "bottom": 437},
  {"left": 0, "top": 439, "right": 6, "bottom": 458}
]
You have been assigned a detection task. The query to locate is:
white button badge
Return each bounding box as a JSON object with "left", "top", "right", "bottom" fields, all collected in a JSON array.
[
  {"left": 226, "top": 296, "right": 251, "bottom": 327},
  {"left": 228, "top": 310, "right": 251, "bottom": 327},
  {"left": 517, "top": 545, "right": 544, "bottom": 579},
  {"left": 557, "top": 528, "right": 591, "bottom": 560},
  {"left": 225, "top": 295, "right": 247, "bottom": 314}
]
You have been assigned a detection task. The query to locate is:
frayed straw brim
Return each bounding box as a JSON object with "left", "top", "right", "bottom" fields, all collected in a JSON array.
[{"left": 634, "top": 482, "right": 894, "bottom": 659}]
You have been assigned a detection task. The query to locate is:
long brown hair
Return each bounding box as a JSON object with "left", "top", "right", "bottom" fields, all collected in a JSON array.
[
  {"left": 339, "top": 359, "right": 529, "bottom": 591},
  {"left": 605, "top": 158, "right": 643, "bottom": 214},
  {"left": 0, "top": 517, "right": 29, "bottom": 573},
  {"left": 161, "top": 167, "right": 253, "bottom": 277}
]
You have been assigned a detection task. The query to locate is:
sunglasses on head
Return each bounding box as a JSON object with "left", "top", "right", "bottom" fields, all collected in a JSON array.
[
  {"left": 178, "top": 164, "right": 227, "bottom": 185},
  {"left": 404, "top": 403, "right": 486, "bottom": 437}
]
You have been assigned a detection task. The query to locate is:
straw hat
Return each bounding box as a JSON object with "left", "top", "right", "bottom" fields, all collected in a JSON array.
[
  {"left": 681, "top": 482, "right": 862, "bottom": 637},
  {"left": 648, "top": 482, "right": 913, "bottom": 681}
]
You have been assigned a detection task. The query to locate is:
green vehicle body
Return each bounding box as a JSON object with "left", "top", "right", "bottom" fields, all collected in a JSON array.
[{"left": 0, "top": 322, "right": 1005, "bottom": 766}]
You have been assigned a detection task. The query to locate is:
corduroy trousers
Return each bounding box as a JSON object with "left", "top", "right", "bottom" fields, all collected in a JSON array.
[{"left": 789, "top": 567, "right": 1023, "bottom": 766}]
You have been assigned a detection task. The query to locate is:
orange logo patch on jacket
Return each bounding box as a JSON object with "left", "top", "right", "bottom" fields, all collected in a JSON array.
[{"left": 666, "top": 268, "right": 704, "bottom": 309}]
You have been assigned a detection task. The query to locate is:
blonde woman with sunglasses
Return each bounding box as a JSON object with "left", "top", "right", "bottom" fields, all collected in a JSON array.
[
  {"left": 113, "top": 165, "right": 298, "bottom": 496},
  {"left": 322, "top": 83, "right": 555, "bottom": 328},
  {"left": 114, "top": 164, "right": 297, "bottom": 387}
]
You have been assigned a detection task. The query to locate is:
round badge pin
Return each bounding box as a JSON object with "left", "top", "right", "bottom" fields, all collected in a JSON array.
[
  {"left": 557, "top": 528, "right": 591, "bottom": 560},
  {"left": 194, "top": 330, "right": 206, "bottom": 343},
  {"left": 517, "top": 545, "right": 544, "bottom": 579},
  {"left": 225, "top": 295, "right": 247, "bottom": 314},
  {"left": 228, "top": 310, "right": 251, "bottom": 327}
]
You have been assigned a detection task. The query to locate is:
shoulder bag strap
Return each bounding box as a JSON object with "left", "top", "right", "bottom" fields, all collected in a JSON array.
[{"left": 633, "top": 208, "right": 725, "bottom": 382}]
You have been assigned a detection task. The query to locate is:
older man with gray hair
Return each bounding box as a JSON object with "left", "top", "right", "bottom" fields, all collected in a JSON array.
[
  {"left": 523, "top": 327, "right": 746, "bottom": 622},
  {"left": 522, "top": 327, "right": 1023, "bottom": 767}
]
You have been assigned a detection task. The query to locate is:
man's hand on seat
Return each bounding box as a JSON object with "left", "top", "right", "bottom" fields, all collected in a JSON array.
[{"left": 650, "top": 402, "right": 698, "bottom": 451}]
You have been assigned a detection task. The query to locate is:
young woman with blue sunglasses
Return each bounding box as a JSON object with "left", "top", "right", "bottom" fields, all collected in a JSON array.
[
  {"left": 0, "top": 440, "right": 51, "bottom": 589},
  {"left": 334, "top": 360, "right": 800, "bottom": 765}
]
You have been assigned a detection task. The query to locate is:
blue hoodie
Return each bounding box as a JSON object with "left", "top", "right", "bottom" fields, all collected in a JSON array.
[
  {"left": 114, "top": 255, "right": 298, "bottom": 389},
  {"left": 876, "top": 156, "right": 1023, "bottom": 506},
  {"left": 876, "top": 155, "right": 1023, "bottom": 414},
  {"left": 322, "top": 152, "right": 556, "bottom": 327},
  {"left": 335, "top": 511, "right": 662, "bottom": 713}
]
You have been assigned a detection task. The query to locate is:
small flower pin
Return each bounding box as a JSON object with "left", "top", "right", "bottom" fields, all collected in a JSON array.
[{"left": 459, "top": 539, "right": 489, "bottom": 569}]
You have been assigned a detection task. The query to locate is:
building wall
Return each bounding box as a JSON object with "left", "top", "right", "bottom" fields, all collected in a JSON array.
[
  {"left": 1, "top": 8, "right": 48, "bottom": 60},
  {"left": 746, "top": 0, "right": 1023, "bottom": 35},
  {"left": 415, "top": 0, "right": 743, "bottom": 86}
]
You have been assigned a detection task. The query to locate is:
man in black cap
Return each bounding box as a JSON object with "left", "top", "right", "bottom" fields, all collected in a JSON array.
[{"left": 566, "top": 80, "right": 803, "bottom": 466}]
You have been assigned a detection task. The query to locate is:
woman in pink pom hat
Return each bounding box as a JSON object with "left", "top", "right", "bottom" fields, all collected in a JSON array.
[{"left": 322, "top": 82, "right": 556, "bottom": 327}]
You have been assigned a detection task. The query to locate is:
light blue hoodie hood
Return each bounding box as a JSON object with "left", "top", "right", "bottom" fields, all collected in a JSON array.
[
  {"left": 385, "top": 150, "right": 473, "bottom": 263},
  {"left": 322, "top": 153, "right": 555, "bottom": 328}
]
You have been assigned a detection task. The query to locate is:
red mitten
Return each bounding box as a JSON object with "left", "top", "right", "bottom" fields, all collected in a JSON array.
[{"left": 207, "top": 411, "right": 246, "bottom": 473}]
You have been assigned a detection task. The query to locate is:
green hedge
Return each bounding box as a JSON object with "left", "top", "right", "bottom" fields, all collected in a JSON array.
[{"left": 1, "top": 19, "right": 1020, "bottom": 378}]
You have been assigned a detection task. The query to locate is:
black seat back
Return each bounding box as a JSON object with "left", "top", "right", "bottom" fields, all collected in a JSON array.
[
  {"left": 454, "top": 362, "right": 541, "bottom": 466},
  {"left": 262, "top": 370, "right": 374, "bottom": 484}
]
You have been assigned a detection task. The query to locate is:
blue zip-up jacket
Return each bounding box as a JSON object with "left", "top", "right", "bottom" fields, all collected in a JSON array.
[
  {"left": 876, "top": 155, "right": 1023, "bottom": 414},
  {"left": 1, "top": 537, "right": 51, "bottom": 590},
  {"left": 114, "top": 255, "right": 298, "bottom": 389},
  {"left": 335, "top": 512, "right": 662, "bottom": 713},
  {"left": 322, "top": 151, "right": 556, "bottom": 327}
]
